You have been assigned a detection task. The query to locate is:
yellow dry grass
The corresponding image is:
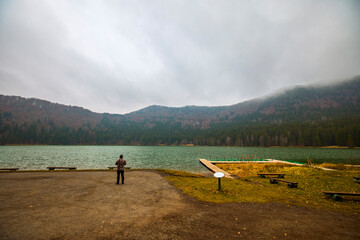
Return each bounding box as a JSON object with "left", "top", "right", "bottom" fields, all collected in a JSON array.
[{"left": 162, "top": 163, "right": 360, "bottom": 213}]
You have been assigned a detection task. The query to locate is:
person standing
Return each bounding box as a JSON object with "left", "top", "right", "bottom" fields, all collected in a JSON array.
[{"left": 116, "top": 154, "right": 127, "bottom": 184}]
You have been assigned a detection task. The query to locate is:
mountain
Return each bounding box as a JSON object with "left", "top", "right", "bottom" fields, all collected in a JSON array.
[
  {"left": 0, "top": 95, "right": 102, "bottom": 127},
  {"left": 127, "top": 76, "right": 360, "bottom": 125},
  {"left": 0, "top": 76, "right": 359, "bottom": 146}
]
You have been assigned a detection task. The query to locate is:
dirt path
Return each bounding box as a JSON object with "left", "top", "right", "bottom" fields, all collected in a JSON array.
[{"left": 0, "top": 170, "right": 359, "bottom": 239}]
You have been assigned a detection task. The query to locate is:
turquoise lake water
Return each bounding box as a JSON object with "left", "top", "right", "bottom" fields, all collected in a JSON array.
[{"left": 0, "top": 146, "right": 359, "bottom": 172}]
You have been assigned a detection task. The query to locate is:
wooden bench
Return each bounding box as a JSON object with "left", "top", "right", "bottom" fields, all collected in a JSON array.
[
  {"left": 47, "top": 167, "right": 77, "bottom": 170},
  {"left": 258, "top": 173, "right": 285, "bottom": 178},
  {"left": 269, "top": 178, "right": 298, "bottom": 188},
  {"left": 323, "top": 191, "right": 360, "bottom": 201},
  {"left": 0, "top": 168, "right": 19, "bottom": 171},
  {"left": 108, "top": 167, "right": 131, "bottom": 170}
]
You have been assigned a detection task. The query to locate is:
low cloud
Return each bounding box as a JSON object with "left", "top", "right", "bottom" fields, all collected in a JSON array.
[{"left": 0, "top": 0, "right": 359, "bottom": 113}]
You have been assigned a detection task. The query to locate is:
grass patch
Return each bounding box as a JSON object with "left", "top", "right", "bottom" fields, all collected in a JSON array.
[
  {"left": 165, "top": 163, "right": 360, "bottom": 213},
  {"left": 315, "top": 163, "right": 360, "bottom": 171}
]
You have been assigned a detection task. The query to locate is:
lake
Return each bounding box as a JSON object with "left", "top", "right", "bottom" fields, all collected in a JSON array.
[{"left": 0, "top": 146, "right": 359, "bottom": 172}]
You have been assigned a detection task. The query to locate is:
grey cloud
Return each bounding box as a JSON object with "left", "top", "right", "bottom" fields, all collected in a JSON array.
[{"left": 0, "top": 0, "right": 359, "bottom": 113}]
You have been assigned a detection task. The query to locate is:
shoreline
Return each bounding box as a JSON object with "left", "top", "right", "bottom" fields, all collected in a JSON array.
[
  {"left": 2, "top": 162, "right": 360, "bottom": 174},
  {"left": 2, "top": 144, "right": 359, "bottom": 149}
]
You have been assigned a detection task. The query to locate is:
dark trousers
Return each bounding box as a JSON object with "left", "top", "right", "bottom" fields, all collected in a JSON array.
[{"left": 117, "top": 170, "right": 124, "bottom": 184}]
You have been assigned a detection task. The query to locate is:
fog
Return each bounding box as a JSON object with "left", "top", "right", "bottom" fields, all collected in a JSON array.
[{"left": 0, "top": 0, "right": 359, "bottom": 113}]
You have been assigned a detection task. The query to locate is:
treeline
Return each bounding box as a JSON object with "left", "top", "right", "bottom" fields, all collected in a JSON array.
[
  {"left": 0, "top": 115, "right": 359, "bottom": 148},
  {"left": 199, "top": 116, "right": 360, "bottom": 147}
]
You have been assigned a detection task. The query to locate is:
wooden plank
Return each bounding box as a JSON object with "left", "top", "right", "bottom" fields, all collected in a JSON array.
[
  {"left": 323, "top": 191, "right": 360, "bottom": 196},
  {"left": 199, "top": 159, "right": 234, "bottom": 178},
  {"left": 108, "top": 167, "right": 131, "bottom": 170},
  {"left": 270, "top": 178, "right": 298, "bottom": 188},
  {"left": 210, "top": 159, "right": 306, "bottom": 166},
  {"left": 0, "top": 168, "right": 19, "bottom": 171},
  {"left": 47, "top": 167, "right": 77, "bottom": 170},
  {"left": 258, "top": 173, "right": 285, "bottom": 178},
  {"left": 267, "top": 159, "right": 305, "bottom": 166},
  {"left": 209, "top": 161, "right": 270, "bottom": 164}
]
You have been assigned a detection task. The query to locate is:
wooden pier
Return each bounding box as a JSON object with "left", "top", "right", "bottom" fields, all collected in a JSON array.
[
  {"left": 199, "top": 158, "right": 309, "bottom": 178},
  {"left": 209, "top": 160, "right": 270, "bottom": 164},
  {"left": 199, "top": 159, "right": 235, "bottom": 178},
  {"left": 207, "top": 159, "right": 305, "bottom": 166},
  {"left": 266, "top": 159, "right": 304, "bottom": 166}
]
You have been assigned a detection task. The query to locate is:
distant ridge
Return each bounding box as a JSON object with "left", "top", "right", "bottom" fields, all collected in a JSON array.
[
  {"left": 0, "top": 95, "right": 102, "bottom": 127},
  {"left": 126, "top": 75, "right": 360, "bottom": 126},
  {"left": 0, "top": 75, "right": 359, "bottom": 146}
]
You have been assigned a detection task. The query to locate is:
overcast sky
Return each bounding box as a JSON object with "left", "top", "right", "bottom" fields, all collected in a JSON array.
[{"left": 0, "top": 0, "right": 359, "bottom": 114}]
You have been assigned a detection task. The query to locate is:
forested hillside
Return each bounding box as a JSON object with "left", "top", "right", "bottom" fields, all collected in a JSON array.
[{"left": 0, "top": 76, "right": 359, "bottom": 147}]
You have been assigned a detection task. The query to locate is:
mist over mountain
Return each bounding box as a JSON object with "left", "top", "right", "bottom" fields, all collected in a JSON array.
[{"left": 0, "top": 76, "right": 359, "bottom": 147}]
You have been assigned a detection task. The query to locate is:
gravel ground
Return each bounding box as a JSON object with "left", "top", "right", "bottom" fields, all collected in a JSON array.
[{"left": 0, "top": 170, "right": 359, "bottom": 240}]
